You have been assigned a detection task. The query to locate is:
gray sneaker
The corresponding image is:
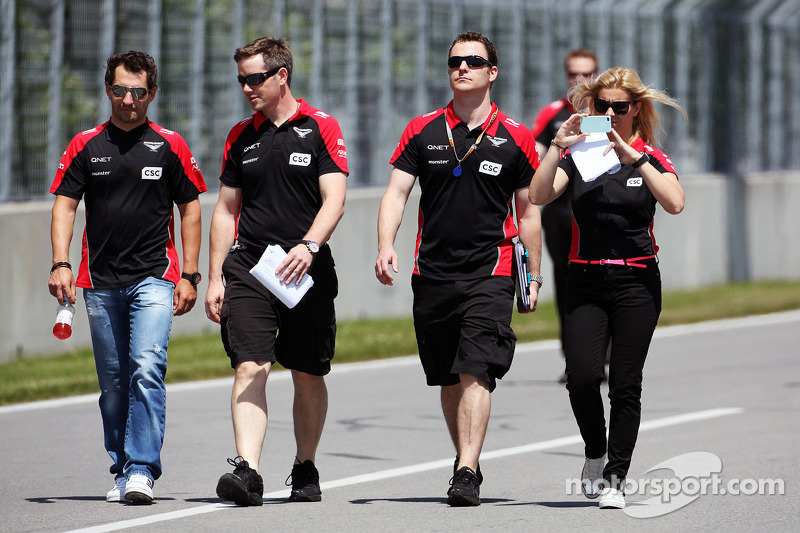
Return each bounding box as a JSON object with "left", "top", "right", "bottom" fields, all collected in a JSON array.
[{"left": 581, "top": 454, "right": 606, "bottom": 499}]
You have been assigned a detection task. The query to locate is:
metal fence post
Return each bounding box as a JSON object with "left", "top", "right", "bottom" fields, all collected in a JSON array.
[{"left": 1, "top": 0, "right": 16, "bottom": 201}]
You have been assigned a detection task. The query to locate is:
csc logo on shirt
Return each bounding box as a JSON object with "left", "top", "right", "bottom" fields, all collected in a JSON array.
[
  {"left": 290, "top": 153, "right": 312, "bottom": 167},
  {"left": 142, "top": 167, "right": 163, "bottom": 180},
  {"left": 479, "top": 160, "right": 502, "bottom": 176}
]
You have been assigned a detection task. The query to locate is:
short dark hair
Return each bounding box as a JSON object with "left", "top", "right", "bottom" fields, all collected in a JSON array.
[
  {"left": 234, "top": 37, "right": 294, "bottom": 88},
  {"left": 448, "top": 31, "right": 498, "bottom": 67},
  {"left": 105, "top": 51, "right": 158, "bottom": 90}
]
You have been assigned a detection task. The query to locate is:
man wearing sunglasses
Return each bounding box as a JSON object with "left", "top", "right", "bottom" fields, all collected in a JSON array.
[
  {"left": 206, "top": 37, "right": 348, "bottom": 507},
  {"left": 376, "top": 31, "right": 541, "bottom": 507},
  {"left": 48, "top": 51, "right": 207, "bottom": 503},
  {"left": 531, "top": 48, "right": 600, "bottom": 384}
]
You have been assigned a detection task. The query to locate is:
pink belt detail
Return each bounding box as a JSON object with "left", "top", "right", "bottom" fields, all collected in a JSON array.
[{"left": 570, "top": 255, "right": 656, "bottom": 269}]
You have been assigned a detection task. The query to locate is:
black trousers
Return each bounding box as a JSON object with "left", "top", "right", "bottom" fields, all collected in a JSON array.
[
  {"left": 563, "top": 259, "right": 661, "bottom": 486},
  {"left": 540, "top": 199, "right": 572, "bottom": 352}
]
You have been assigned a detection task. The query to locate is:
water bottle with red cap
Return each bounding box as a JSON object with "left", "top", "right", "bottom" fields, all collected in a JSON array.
[{"left": 53, "top": 296, "right": 75, "bottom": 340}]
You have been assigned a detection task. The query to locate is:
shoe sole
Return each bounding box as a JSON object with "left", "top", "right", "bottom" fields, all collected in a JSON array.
[
  {"left": 447, "top": 492, "right": 481, "bottom": 507},
  {"left": 217, "top": 475, "right": 263, "bottom": 506},
  {"left": 288, "top": 490, "right": 322, "bottom": 502},
  {"left": 582, "top": 484, "right": 602, "bottom": 499},
  {"left": 125, "top": 491, "right": 153, "bottom": 504},
  {"left": 599, "top": 502, "right": 626, "bottom": 509},
  {"left": 599, "top": 498, "right": 626, "bottom": 509}
]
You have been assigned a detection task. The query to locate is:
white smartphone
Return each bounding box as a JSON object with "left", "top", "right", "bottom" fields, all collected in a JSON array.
[{"left": 580, "top": 115, "right": 611, "bottom": 133}]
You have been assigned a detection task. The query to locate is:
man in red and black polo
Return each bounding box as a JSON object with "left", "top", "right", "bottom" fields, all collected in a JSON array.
[
  {"left": 205, "top": 37, "right": 348, "bottom": 507},
  {"left": 375, "top": 31, "right": 542, "bottom": 506},
  {"left": 48, "top": 50, "right": 206, "bottom": 503}
]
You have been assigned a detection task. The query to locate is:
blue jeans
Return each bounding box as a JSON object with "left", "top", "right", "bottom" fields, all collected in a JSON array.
[{"left": 84, "top": 277, "right": 174, "bottom": 481}]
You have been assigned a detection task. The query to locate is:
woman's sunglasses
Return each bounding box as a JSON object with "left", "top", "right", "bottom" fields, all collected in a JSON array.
[{"left": 593, "top": 98, "right": 633, "bottom": 115}]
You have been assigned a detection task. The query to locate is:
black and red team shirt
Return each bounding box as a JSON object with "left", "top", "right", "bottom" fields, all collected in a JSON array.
[
  {"left": 531, "top": 98, "right": 574, "bottom": 147},
  {"left": 532, "top": 98, "right": 574, "bottom": 206},
  {"left": 391, "top": 101, "right": 539, "bottom": 280},
  {"left": 560, "top": 137, "right": 678, "bottom": 260},
  {"left": 219, "top": 98, "right": 348, "bottom": 252},
  {"left": 50, "top": 120, "right": 207, "bottom": 289}
]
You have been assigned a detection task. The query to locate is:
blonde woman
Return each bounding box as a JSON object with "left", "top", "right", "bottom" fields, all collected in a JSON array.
[{"left": 529, "top": 67, "right": 686, "bottom": 509}]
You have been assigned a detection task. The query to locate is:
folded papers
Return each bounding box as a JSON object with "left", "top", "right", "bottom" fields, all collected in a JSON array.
[{"left": 249, "top": 245, "right": 314, "bottom": 308}]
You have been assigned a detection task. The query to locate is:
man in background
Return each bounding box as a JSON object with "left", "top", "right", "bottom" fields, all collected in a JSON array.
[{"left": 531, "top": 48, "right": 599, "bottom": 383}]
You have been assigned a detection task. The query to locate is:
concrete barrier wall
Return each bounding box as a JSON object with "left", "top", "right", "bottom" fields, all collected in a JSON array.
[{"left": 2, "top": 171, "right": 799, "bottom": 363}]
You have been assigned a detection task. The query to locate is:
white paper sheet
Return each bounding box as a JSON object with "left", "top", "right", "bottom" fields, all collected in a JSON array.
[
  {"left": 249, "top": 245, "right": 314, "bottom": 308},
  {"left": 569, "top": 132, "right": 621, "bottom": 182}
]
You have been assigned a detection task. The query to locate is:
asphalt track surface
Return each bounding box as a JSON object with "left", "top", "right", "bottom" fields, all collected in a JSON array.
[{"left": 2, "top": 311, "right": 798, "bottom": 532}]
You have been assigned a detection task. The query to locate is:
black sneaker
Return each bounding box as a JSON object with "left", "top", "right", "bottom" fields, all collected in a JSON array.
[
  {"left": 447, "top": 466, "right": 481, "bottom": 507},
  {"left": 452, "top": 456, "right": 483, "bottom": 485},
  {"left": 285, "top": 459, "right": 321, "bottom": 502},
  {"left": 216, "top": 456, "right": 264, "bottom": 506}
]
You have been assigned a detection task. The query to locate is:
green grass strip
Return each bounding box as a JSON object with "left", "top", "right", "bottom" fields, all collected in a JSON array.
[{"left": 1, "top": 280, "right": 799, "bottom": 406}]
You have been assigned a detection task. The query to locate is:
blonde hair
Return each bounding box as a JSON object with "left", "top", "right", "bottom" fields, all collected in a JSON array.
[{"left": 568, "top": 66, "right": 686, "bottom": 147}]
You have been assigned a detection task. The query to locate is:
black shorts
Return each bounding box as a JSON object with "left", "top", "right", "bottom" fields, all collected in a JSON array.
[
  {"left": 411, "top": 275, "right": 517, "bottom": 392},
  {"left": 220, "top": 245, "right": 338, "bottom": 375}
]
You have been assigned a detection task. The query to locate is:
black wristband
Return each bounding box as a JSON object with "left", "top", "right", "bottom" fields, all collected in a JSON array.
[
  {"left": 631, "top": 152, "right": 650, "bottom": 169},
  {"left": 50, "top": 262, "right": 72, "bottom": 275}
]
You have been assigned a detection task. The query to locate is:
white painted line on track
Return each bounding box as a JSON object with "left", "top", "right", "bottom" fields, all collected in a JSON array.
[
  {"left": 2, "top": 309, "right": 797, "bottom": 416},
  {"left": 0, "top": 357, "right": 420, "bottom": 415},
  {"left": 63, "top": 407, "right": 742, "bottom": 533},
  {"left": 652, "top": 309, "right": 800, "bottom": 339}
]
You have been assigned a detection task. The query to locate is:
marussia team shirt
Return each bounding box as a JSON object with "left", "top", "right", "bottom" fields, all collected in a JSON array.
[
  {"left": 50, "top": 120, "right": 207, "bottom": 289},
  {"left": 219, "top": 99, "right": 348, "bottom": 252},
  {"left": 560, "top": 137, "right": 678, "bottom": 260},
  {"left": 391, "top": 102, "right": 539, "bottom": 280}
]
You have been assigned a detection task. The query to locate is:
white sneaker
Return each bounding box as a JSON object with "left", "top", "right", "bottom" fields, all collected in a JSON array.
[
  {"left": 581, "top": 454, "right": 606, "bottom": 499},
  {"left": 598, "top": 487, "right": 626, "bottom": 509},
  {"left": 106, "top": 474, "right": 127, "bottom": 502},
  {"left": 125, "top": 473, "right": 154, "bottom": 503}
]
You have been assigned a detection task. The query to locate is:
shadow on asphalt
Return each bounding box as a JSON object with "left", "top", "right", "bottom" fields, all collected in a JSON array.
[
  {"left": 349, "top": 497, "right": 514, "bottom": 505},
  {"left": 26, "top": 496, "right": 174, "bottom": 504}
]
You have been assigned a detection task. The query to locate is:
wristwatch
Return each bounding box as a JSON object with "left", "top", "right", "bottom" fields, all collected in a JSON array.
[
  {"left": 531, "top": 275, "right": 544, "bottom": 287},
  {"left": 181, "top": 272, "right": 202, "bottom": 286},
  {"left": 301, "top": 239, "right": 320, "bottom": 255},
  {"left": 631, "top": 152, "right": 650, "bottom": 169}
]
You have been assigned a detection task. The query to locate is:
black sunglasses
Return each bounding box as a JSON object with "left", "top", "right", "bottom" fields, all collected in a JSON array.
[
  {"left": 447, "top": 55, "right": 493, "bottom": 69},
  {"left": 237, "top": 65, "right": 284, "bottom": 87},
  {"left": 109, "top": 85, "right": 151, "bottom": 100},
  {"left": 594, "top": 98, "right": 633, "bottom": 115}
]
